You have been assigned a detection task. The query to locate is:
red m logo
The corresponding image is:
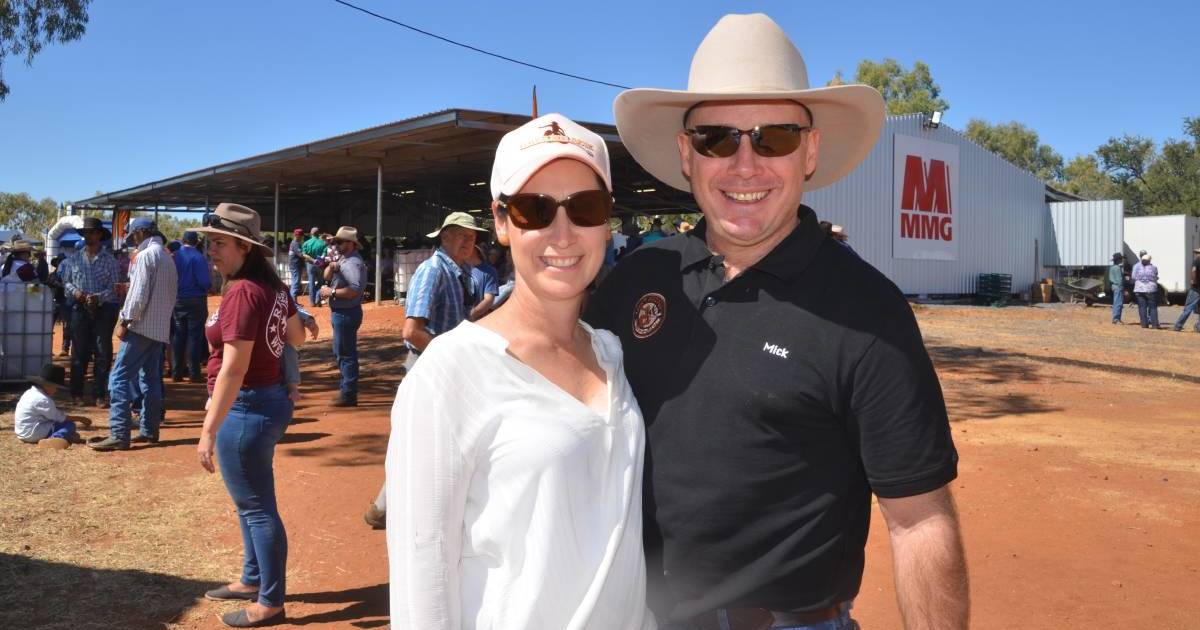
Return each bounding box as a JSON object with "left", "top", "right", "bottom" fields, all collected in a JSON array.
[{"left": 900, "top": 155, "right": 952, "bottom": 214}]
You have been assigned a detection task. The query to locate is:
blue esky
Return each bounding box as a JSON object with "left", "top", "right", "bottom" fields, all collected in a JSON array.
[{"left": 2, "top": 0, "right": 1196, "bottom": 204}]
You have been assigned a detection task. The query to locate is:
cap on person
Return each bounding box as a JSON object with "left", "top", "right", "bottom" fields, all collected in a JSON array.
[
  {"left": 1112, "top": 252, "right": 1124, "bottom": 263},
  {"left": 183, "top": 231, "right": 199, "bottom": 244},
  {"left": 127, "top": 217, "right": 157, "bottom": 233},
  {"left": 293, "top": 228, "right": 304, "bottom": 237},
  {"left": 489, "top": 112, "right": 612, "bottom": 201},
  {"left": 1141, "top": 253, "right": 1152, "bottom": 262},
  {"left": 167, "top": 240, "right": 182, "bottom": 253},
  {"left": 310, "top": 227, "right": 320, "bottom": 235}
]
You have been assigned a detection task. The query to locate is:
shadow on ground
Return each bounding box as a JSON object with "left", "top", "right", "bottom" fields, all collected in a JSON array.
[
  {"left": 288, "top": 582, "right": 389, "bottom": 627},
  {"left": 0, "top": 552, "right": 220, "bottom": 630},
  {"left": 926, "top": 343, "right": 1062, "bottom": 421}
]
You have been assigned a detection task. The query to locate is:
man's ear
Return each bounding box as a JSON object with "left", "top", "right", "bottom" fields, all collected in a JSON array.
[
  {"left": 491, "top": 201, "right": 510, "bottom": 247},
  {"left": 676, "top": 131, "right": 692, "bottom": 181},
  {"left": 804, "top": 127, "right": 822, "bottom": 180}
]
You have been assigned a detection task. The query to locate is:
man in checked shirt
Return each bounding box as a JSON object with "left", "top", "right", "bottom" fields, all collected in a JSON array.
[{"left": 90, "top": 218, "right": 178, "bottom": 452}]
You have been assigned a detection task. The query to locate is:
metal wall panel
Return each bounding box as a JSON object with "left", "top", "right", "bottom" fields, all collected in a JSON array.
[
  {"left": 1045, "top": 200, "right": 1125, "bottom": 267},
  {"left": 804, "top": 115, "right": 1047, "bottom": 295}
]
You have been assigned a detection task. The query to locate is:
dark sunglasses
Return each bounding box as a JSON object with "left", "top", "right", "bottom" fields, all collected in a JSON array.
[
  {"left": 684, "top": 124, "right": 812, "bottom": 158},
  {"left": 202, "top": 213, "right": 255, "bottom": 240},
  {"left": 496, "top": 189, "right": 613, "bottom": 230}
]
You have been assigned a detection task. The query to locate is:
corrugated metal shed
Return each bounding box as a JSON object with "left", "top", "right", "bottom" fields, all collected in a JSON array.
[
  {"left": 1045, "top": 200, "right": 1125, "bottom": 267},
  {"left": 804, "top": 115, "right": 1047, "bottom": 295}
]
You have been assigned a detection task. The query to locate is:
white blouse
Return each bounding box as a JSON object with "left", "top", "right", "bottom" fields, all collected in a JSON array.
[{"left": 385, "top": 320, "right": 655, "bottom": 630}]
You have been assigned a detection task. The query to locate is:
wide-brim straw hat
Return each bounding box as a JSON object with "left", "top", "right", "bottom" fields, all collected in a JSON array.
[
  {"left": 427, "top": 212, "right": 489, "bottom": 238},
  {"left": 7, "top": 240, "right": 34, "bottom": 254},
  {"left": 613, "top": 13, "right": 885, "bottom": 193},
  {"left": 330, "top": 226, "right": 361, "bottom": 247},
  {"left": 193, "top": 203, "right": 273, "bottom": 254}
]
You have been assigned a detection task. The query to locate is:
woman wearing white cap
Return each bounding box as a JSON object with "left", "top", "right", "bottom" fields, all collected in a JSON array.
[
  {"left": 385, "top": 114, "right": 654, "bottom": 630},
  {"left": 1132, "top": 253, "right": 1161, "bottom": 329}
]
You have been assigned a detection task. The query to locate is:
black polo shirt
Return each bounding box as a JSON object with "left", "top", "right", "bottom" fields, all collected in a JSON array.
[{"left": 583, "top": 205, "right": 958, "bottom": 621}]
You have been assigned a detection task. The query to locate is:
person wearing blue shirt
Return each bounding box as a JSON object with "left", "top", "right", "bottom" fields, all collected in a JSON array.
[
  {"left": 171, "top": 231, "right": 212, "bottom": 382},
  {"left": 468, "top": 244, "right": 500, "bottom": 320}
]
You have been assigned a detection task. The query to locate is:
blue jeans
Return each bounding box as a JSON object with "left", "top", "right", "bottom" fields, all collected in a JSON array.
[
  {"left": 1175, "top": 288, "right": 1200, "bottom": 331},
  {"left": 330, "top": 306, "right": 362, "bottom": 400},
  {"left": 1110, "top": 283, "right": 1124, "bottom": 323},
  {"left": 289, "top": 262, "right": 303, "bottom": 301},
  {"left": 216, "top": 383, "right": 293, "bottom": 608},
  {"left": 171, "top": 297, "right": 208, "bottom": 380},
  {"left": 107, "top": 331, "right": 165, "bottom": 442},
  {"left": 1135, "top": 292, "right": 1159, "bottom": 328},
  {"left": 306, "top": 262, "right": 321, "bottom": 307}
]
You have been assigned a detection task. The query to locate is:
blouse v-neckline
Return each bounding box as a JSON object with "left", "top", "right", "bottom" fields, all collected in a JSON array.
[{"left": 462, "top": 320, "right": 614, "bottom": 418}]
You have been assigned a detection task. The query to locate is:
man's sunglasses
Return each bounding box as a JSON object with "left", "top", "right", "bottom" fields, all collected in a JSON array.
[
  {"left": 684, "top": 124, "right": 812, "bottom": 158},
  {"left": 496, "top": 189, "right": 613, "bottom": 230},
  {"left": 202, "top": 213, "right": 255, "bottom": 240}
]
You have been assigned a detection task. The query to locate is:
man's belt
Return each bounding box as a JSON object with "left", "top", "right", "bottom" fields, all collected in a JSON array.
[{"left": 686, "top": 605, "right": 841, "bottom": 630}]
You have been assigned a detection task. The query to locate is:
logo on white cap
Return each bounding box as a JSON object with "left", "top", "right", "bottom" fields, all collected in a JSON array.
[{"left": 519, "top": 120, "right": 596, "bottom": 156}]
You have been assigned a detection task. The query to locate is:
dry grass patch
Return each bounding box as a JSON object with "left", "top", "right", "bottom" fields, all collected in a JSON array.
[{"left": 0, "top": 408, "right": 237, "bottom": 629}]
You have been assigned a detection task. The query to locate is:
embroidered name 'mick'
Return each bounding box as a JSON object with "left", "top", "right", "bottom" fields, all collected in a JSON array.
[{"left": 763, "top": 342, "right": 789, "bottom": 359}]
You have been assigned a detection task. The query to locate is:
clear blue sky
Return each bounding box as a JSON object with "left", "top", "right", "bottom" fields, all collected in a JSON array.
[{"left": 2, "top": 0, "right": 1196, "bottom": 204}]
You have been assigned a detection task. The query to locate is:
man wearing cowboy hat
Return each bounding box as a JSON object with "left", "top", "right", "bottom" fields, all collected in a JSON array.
[
  {"left": 585, "top": 14, "right": 965, "bottom": 630},
  {"left": 320, "top": 226, "right": 367, "bottom": 407},
  {"left": 62, "top": 217, "right": 121, "bottom": 408},
  {"left": 91, "top": 217, "right": 178, "bottom": 451},
  {"left": 361, "top": 211, "right": 487, "bottom": 529},
  {"left": 1108, "top": 252, "right": 1127, "bottom": 324}
]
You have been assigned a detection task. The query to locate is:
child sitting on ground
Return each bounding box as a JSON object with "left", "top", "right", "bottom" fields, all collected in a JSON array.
[
  {"left": 283, "top": 304, "right": 320, "bottom": 402},
  {"left": 14, "top": 364, "right": 91, "bottom": 449}
]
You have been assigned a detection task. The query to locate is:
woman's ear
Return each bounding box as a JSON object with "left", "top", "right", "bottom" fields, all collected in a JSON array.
[{"left": 491, "top": 201, "right": 510, "bottom": 247}]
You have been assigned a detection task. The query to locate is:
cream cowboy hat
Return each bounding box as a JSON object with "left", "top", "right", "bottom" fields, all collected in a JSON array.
[
  {"left": 193, "top": 203, "right": 274, "bottom": 254},
  {"left": 613, "top": 13, "right": 885, "bottom": 192}
]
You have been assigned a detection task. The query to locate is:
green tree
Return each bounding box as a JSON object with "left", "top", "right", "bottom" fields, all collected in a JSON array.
[
  {"left": 1059, "top": 155, "right": 1120, "bottom": 200},
  {"left": 1096, "top": 134, "right": 1156, "bottom": 215},
  {"left": 964, "top": 119, "right": 1064, "bottom": 182},
  {"left": 852, "top": 59, "right": 949, "bottom": 116},
  {"left": 0, "top": 0, "right": 91, "bottom": 101},
  {"left": 0, "top": 191, "right": 59, "bottom": 239}
]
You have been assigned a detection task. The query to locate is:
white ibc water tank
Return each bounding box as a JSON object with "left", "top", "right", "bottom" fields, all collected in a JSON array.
[
  {"left": 394, "top": 249, "right": 434, "bottom": 301},
  {"left": 0, "top": 285, "right": 55, "bottom": 382}
]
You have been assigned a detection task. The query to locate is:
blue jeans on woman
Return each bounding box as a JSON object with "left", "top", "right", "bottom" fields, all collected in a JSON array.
[
  {"left": 216, "top": 383, "right": 293, "bottom": 608},
  {"left": 1135, "top": 292, "right": 1159, "bottom": 328}
]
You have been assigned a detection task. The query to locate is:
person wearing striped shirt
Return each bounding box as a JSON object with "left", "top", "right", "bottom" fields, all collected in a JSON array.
[
  {"left": 90, "top": 218, "right": 179, "bottom": 451},
  {"left": 62, "top": 217, "right": 121, "bottom": 407}
]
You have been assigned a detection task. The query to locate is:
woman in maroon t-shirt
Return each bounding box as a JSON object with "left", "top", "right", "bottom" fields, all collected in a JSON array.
[{"left": 194, "top": 203, "right": 304, "bottom": 628}]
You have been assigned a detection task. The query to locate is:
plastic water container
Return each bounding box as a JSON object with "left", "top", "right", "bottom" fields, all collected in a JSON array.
[
  {"left": 394, "top": 249, "right": 434, "bottom": 302},
  {"left": 0, "top": 285, "right": 55, "bottom": 382}
]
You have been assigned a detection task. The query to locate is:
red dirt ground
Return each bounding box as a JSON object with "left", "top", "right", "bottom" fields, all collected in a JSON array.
[{"left": 23, "top": 299, "right": 1200, "bottom": 628}]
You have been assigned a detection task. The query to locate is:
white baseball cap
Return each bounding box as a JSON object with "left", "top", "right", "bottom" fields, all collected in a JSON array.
[{"left": 490, "top": 113, "right": 611, "bottom": 200}]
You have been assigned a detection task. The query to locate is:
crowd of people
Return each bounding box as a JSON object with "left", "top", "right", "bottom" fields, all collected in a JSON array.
[
  {"left": 31, "top": 11, "right": 1200, "bottom": 630},
  {"left": 1107, "top": 248, "right": 1200, "bottom": 331}
]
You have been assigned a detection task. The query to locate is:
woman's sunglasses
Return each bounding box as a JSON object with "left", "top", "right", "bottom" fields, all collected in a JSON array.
[
  {"left": 684, "top": 124, "right": 811, "bottom": 158},
  {"left": 202, "top": 213, "right": 256, "bottom": 240},
  {"left": 496, "top": 189, "right": 613, "bottom": 230}
]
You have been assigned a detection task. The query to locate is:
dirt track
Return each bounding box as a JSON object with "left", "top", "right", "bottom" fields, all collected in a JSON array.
[{"left": 2, "top": 299, "right": 1197, "bottom": 629}]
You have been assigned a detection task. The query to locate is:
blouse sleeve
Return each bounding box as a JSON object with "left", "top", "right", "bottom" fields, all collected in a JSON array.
[{"left": 385, "top": 353, "right": 472, "bottom": 630}]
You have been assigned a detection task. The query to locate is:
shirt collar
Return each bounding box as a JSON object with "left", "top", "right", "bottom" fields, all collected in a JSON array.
[
  {"left": 678, "top": 205, "right": 826, "bottom": 281},
  {"left": 435, "top": 247, "right": 467, "bottom": 274}
]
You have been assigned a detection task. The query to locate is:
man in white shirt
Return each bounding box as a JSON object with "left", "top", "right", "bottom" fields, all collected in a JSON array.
[{"left": 90, "top": 218, "right": 178, "bottom": 452}]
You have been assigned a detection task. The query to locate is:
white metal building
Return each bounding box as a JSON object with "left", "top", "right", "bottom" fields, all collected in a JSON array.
[{"left": 806, "top": 114, "right": 1123, "bottom": 296}]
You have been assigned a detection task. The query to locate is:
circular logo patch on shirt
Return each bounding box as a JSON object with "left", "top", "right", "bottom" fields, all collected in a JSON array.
[
  {"left": 265, "top": 291, "right": 289, "bottom": 358},
  {"left": 632, "top": 292, "right": 667, "bottom": 339}
]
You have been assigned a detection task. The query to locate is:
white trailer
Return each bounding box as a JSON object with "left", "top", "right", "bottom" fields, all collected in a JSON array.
[{"left": 1123, "top": 215, "right": 1200, "bottom": 293}]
